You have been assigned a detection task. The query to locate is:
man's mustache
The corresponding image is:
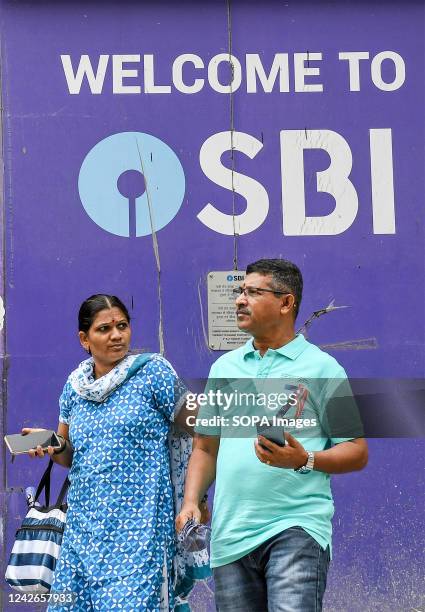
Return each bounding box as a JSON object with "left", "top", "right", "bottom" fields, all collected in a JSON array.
[{"left": 236, "top": 308, "right": 250, "bottom": 315}]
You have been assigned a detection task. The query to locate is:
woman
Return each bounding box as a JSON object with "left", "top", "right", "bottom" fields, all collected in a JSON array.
[{"left": 24, "top": 294, "right": 209, "bottom": 611}]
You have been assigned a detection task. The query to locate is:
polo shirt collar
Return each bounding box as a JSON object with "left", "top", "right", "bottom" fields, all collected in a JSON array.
[{"left": 242, "top": 334, "right": 308, "bottom": 360}]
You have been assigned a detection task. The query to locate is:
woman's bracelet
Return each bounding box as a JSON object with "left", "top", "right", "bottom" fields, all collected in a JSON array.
[{"left": 54, "top": 435, "right": 67, "bottom": 455}]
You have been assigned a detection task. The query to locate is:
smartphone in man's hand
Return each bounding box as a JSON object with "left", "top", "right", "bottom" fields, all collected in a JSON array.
[{"left": 256, "top": 420, "right": 285, "bottom": 448}]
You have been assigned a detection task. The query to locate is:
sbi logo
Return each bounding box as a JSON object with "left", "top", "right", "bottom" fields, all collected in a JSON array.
[
  {"left": 78, "top": 132, "right": 185, "bottom": 237},
  {"left": 227, "top": 274, "right": 245, "bottom": 281},
  {"left": 79, "top": 128, "right": 397, "bottom": 238}
]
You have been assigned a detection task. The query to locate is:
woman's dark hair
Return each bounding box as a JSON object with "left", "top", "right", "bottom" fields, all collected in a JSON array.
[{"left": 78, "top": 295, "right": 131, "bottom": 332}]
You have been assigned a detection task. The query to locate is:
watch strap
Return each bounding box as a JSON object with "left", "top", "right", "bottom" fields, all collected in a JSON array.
[{"left": 294, "top": 451, "right": 314, "bottom": 474}]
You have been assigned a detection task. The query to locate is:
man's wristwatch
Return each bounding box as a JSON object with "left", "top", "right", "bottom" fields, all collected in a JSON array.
[{"left": 294, "top": 451, "right": 315, "bottom": 474}]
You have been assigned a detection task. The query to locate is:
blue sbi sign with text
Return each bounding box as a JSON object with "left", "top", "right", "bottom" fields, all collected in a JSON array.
[
  {"left": 71, "top": 49, "right": 405, "bottom": 239},
  {"left": 79, "top": 126, "right": 397, "bottom": 240}
]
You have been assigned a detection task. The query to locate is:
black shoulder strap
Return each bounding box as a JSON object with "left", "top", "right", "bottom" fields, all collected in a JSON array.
[
  {"left": 56, "top": 476, "right": 70, "bottom": 507},
  {"left": 34, "top": 459, "right": 54, "bottom": 507},
  {"left": 34, "top": 460, "right": 70, "bottom": 508}
]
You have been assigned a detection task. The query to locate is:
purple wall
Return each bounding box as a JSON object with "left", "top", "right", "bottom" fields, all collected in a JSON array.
[{"left": 1, "top": 1, "right": 424, "bottom": 610}]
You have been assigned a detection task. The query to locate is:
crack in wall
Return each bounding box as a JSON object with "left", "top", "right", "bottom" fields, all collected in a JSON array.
[
  {"left": 0, "top": 296, "right": 4, "bottom": 331},
  {"left": 226, "top": 0, "right": 239, "bottom": 271},
  {"left": 197, "top": 279, "right": 211, "bottom": 351},
  {"left": 135, "top": 138, "right": 165, "bottom": 355},
  {"left": 297, "top": 301, "right": 378, "bottom": 351},
  {"left": 297, "top": 299, "right": 349, "bottom": 336},
  {"left": 320, "top": 338, "right": 378, "bottom": 351}
]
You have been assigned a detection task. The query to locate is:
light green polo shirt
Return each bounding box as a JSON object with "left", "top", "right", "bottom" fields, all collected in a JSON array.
[{"left": 195, "top": 334, "right": 359, "bottom": 568}]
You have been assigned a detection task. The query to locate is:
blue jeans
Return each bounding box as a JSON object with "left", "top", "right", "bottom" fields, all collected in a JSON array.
[{"left": 213, "top": 527, "right": 330, "bottom": 612}]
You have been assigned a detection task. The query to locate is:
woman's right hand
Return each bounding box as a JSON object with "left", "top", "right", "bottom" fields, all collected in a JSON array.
[{"left": 21, "top": 428, "right": 57, "bottom": 458}]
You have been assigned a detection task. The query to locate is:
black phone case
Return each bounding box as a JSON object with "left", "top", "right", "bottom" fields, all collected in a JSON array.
[{"left": 256, "top": 422, "right": 286, "bottom": 447}]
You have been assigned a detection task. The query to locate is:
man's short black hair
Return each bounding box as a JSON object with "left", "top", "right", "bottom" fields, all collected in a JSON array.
[{"left": 245, "top": 258, "right": 303, "bottom": 318}]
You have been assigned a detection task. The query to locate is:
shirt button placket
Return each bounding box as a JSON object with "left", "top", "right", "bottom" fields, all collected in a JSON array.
[{"left": 256, "top": 351, "right": 274, "bottom": 379}]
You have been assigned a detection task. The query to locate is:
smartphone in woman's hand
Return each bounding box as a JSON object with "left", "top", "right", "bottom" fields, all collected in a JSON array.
[{"left": 4, "top": 430, "right": 61, "bottom": 455}]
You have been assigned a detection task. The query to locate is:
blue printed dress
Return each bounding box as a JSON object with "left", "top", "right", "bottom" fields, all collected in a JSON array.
[{"left": 49, "top": 354, "right": 189, "bottom": 611}]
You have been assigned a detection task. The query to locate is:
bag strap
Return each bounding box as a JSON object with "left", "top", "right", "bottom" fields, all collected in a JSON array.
[
  {"left": 56, "top": 476, "right": 70, "bottom": 507},
  {"left": 34, "top": 459, "right": 70, "bottom": 508},
  {"left": 34, "top": 459, "right": 54, "bottom": 506}
]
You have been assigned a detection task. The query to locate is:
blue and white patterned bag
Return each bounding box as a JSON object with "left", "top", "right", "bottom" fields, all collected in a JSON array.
[{"left": 5, "top": 459, "right": 69, "bottom": 592}]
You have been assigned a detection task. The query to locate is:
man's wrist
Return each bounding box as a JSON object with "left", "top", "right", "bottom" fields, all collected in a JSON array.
[
  {"left": 294, "top": 450, "right": 309, "bottom": 470},
  {"left": 294, "top": 451, "right": 315, "bottom": 474}
]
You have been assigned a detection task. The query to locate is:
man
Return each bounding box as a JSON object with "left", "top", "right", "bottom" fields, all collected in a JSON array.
[{"left": 176, "top": 259, "right": 368, "bottom": 612}]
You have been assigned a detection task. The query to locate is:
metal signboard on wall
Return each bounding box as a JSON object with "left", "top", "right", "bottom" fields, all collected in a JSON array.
[{"left": 207, "top": 271, "right": 247, "bottom": 350}]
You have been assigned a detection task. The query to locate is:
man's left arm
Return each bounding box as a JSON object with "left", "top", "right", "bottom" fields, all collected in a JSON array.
[
  {"left": 255, "top": 434, "right": 368, "bottom": 474},
  {"left": 310, "top": 437, "right": 368, "bottom": 473}
]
